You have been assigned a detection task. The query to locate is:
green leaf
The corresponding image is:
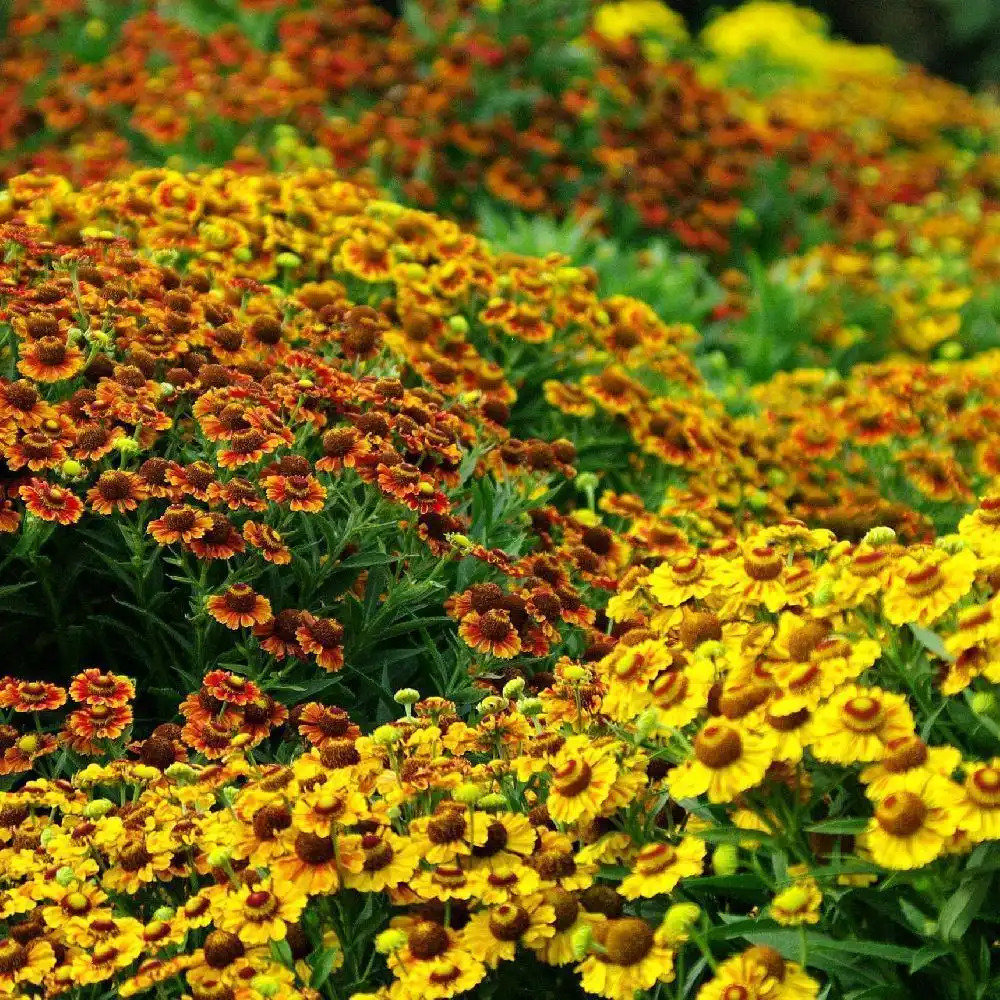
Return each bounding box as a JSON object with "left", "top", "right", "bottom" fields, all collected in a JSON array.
[
  {"left": 909, "top": 624, "right": 954, "bottom": 663},
  {"left": 804, "top": 818, "right": 869, "bottom": 835},
  {"left": 309, "top": 946, "right": 340, "bottom": 989},
  {"left": 910, "top": 944, "right": 951, "bottom": 974},
  {"left": 939, "top": 871, "right": 992, "bottom": 942}
]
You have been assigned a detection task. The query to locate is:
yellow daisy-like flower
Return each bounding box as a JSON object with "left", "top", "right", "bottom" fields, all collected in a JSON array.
[
  {"left": 578, "top": 917, "right": 675, "bottom": 999},
  {"left": 859, "top": 735, "right": 963, "bottom": 798},
  {"left": 957, "top": 495, "right": 1000, "bottom": 557},
  {"left": 668, "top": 722, "right": 776, "bottom": 804},
  {"left": 215, "top": 878, "right": 307, "bottom": 945},
  {"left": 460, "top": 893, "right": 555, "bottom": 968},
  {"left": 649, "top": 658, "right": 715, "bottom": 729},
  {"left": 599, "top": 639, "right": 671, "bottom": 721},
  {"left": 342, "top": 831, "right": 422, "bottom": 893},
  {"left": 954, "top": 759, "right": 1000, "bottom": 843},
  {"left": 528, "top": 888, "right": 604, "bottom": 966},
  {"left": 0, "top": 938, "right": 56, "bottom": 994},
  {"left": 696, "top": 946, "right": 819, "bottom": 1000},
  {"left": 546, "top": 737, "right": 619, "bottom": 824},
  {"left": 808, "top": 684, "right": 915, "bottom": 764},
  {"left": 619, "top": 837, "right": 706, "bottom": 899},
  {"left": 882, "top": 547, "right": 978, "bottom": 626},
  {"left": 770, "top": 872, "right": 822, "bottom": 925},
  {"left": 647, "top": 552, "right": 717, "bottom": 608},
  {"left": 862, "top": 772, "right": 963, "bottom": 870}
]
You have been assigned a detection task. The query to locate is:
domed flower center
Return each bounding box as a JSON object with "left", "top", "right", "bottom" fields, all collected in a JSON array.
[
  {"left": 164, "top": 507, "right": 197, "bottom": 531},
  {"left": 968, "top": 766, "right": 1000, "bottom": 807},
  {"left": 850, "top": 548, "right": 890, "bottom": 577},
  {"left": 223, "top": 585, "right": 256, "bottom": 612},
  {"left": 786, "top": 662, "right": 822, "bottom": 692},
  {"left": 603, "top": 918, "right": 654, "bottom": 966},
  {"left": 294, "top": 832, "right": 335, "bottom": 865},
  {"left": 546, "top": 888, "right": 579, "bottom": 931},
  {"left": 978, "top": 496, "right": 1000, "bottom": 525},
  {"left": 767, "top": 708, "right": 810, "bottom": 732},
  {"left": 903, "top": 563, "right": 943, "bottom": 598},
  {"left": 670, "top": 556, "right": 703, "bottom": 584},
  {"left": 427, "top": 812, "right": 466, "bottom": 845},
  {"left": 408, "top": 921, "right": 449, "bottom": 960},
  {"left": 651, "top": 671, "right": 688, "bottom": 706},
  {"left": 635, "top": 842, "right": 677, "bottom": 875},
  {"left": 841, "top": 695, "right": 885, "bottom": 733},
  {"left": 489, "top": 903, "right": 531, "bottom": 941},
  {"left": 811, "top": 637, "right": 850, "bottom": 662},
  {"left": 362, "top": 837, "right": 395, "bottom": 872},
  {"left": 428, "top": 961, "right": 462, "bottom": 985},
  {"left": 479, "top": 610, "right": 514, "bottom": 641},
  {"left": 743, "top": 546, "right": 783, "bottom": 581},
  {"left": 553, "top": 759, "right": 593, "bottom": 797},
  {"left": 120, "top": 842, "right": 153, "bottom": 871},
  {"left": 745, "top": 945, "right": 786, "bottom": 982},
  {"left": 431, "top": 865, "right": 467, "bottom": 889},
  {"left": 876, "top": 791, "right": 928, "bottom": 836},
  {"left": 881, "top": 737, "right": 928, "bottom": 774},
  {"left": 694, "top": 724, "right": 743, "bottom": 769},
  {"left": 245, "top": 891, "right": 277, "bottom": 918}
]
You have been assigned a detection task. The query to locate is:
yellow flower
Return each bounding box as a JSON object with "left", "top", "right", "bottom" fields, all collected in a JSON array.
[
  {"left": 862, "top": 772, "right": 963, "bottom": 870},
  {"left": 882, "top": 547, "right": 978, "bottom": 626},
  {"left": 592, "top": 0, "right": 689, "bottom": 44},
  {"left": 619, "top": 837, "right": 706, "bottom": 899},
  {"left": 215, "top": 878, "right": 307, "bottom": 945},
  {"left": 546, "top": 737, "right": 619, "bottom": 824},
  {"left": 770, "top": 872, "right": 822, "bottom": 925},
  {"left": 808, "top": 685, "right": 915, "bottom": 764},
  {"left": 696, "top": 947, "right": 819, "bottom": 1000},
  {"left": 577, "top": 917, "right": 675, "bottom": 999},
  {"left": 668, "top": 722, "right": 776, "bottom": 804}
]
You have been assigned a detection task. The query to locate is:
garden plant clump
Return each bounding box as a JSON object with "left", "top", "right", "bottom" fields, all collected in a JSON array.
[{"left": 2, "top": 2, "right": 1000, "bottom": 999}]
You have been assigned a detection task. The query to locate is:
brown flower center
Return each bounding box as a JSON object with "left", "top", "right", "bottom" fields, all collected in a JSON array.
[
  {"left": 553, "top": 759, "right": 593, "bottom": 797},
  {"left": 294, "top": 832, "right": 335, "bottom": 865},
  {"left": 841, "top": 696, "right": 885, "bottom": 733},
  {"left": 408, "top": 921, "right": 449, "bottom": 960},
  {"left": 603, "top": 918, "right": 654, "bottom": 966},
  {"left": 743, "top": 546, "right": 783, "bottom": 582},
  {"left": 694, "top": 724, "right": 743, "bottom": 769},
  {"left": 876, "top": 791, "right": 928, "bottom": 837},
  {"left": 489, "top": 903, "right": 530, "bottom": 942}
]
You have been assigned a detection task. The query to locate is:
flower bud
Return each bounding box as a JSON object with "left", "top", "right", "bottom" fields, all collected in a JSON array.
[
  {"left": 375, "top": 929, "right": 407, "bottom": 954},
  {"left": 502, "top": 678, "right": 525, "bottom": 700},
  {"left": 571, "top": 923, "right": 595, "bottom": 959},
  {"left": 165, "top": 762, "right": 197, "bottom": 783},
  {"left": 479, "top": 695, "right": 508, "bottom": 715},
  {"left": 114, "top": 437, "right": 140, "bottom": 457},
  {"left": 453, "top": 783, "right": 483, "bottom": 806},
  {"left": 562, "top": 665, "right": 589, "bottom": 683},
  {"left": 55, "top": 867, "right": 77, "bottom": 888},
  {"left": 971, "top": 691, "right": 997, "bottom": 716},
  {"left": 251, "top": 977, "right": 281, "bottom": 999},
  {"left": 276, "top": 252, "right": 301, "bottom": 269},
  {"left": 59, "top": 458, "right": 84, "bottom": 479},
  {"left": 862, "top": 526, "right": 896, "bottom": 547},
  {"left": 84, "top": 798, "right": 114, "bottom": 819},
  {"left": 662, "top": 902, "right": 701, "bottom": 944},
  {"left": 518, "top": 697, "right": 544, "bottom": 717},
  {"left": 713, "top": 843, "right": 740, "bottom": 877},
  {"left": 372, "top": 724, "right": 401, "bottom": 746},
  {"left": 447, "top": 532, "right": 472, "bottom": 549},
  {"left": 477, "top": 793, "right": 507, "bottom": 812},
  {"left": 448, "top": 315, "right": 469, "bottom": 334},
  {"left": 635, "top": 708, "right": 660, "bottom": 742},
  {"left": 575, "top": 472, "right": 599, "bottom": 494},
  {"left": 207, "top": 847, "right": 233, "bottom": 868},
  {"left": 153, "top": 906, "right": 175, "bottom": 921},
  {"left": 393, "top": 688, "right": 420, "bottom": 706}
]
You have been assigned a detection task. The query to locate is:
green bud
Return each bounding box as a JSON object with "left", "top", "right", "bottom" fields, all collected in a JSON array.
[
  {"left": 662, "top": 902, "right": 701, "bottom": 942},
  {"left": 393, "top": 688, "right": 420, "bottom": 706},
  {"left": 862, "top": 526, "right": 896, "bottom": 547},
  {"left": 372, "top": 724, "right": 401, "bottom": 746},
  {"left": 275, "top": 251, "right": 301, "bottom": 269},
  {"left": 477, "top": 793, "right": 507, "bottom": 812},
  {"left": 448, "top": 315, "right": 469, "bottom": 335},
  {"left": 766, "top": 468, "right": 787, "bottom": 488},
  {"left": 114, "top": 437, "right": 140, "bottom": 457},
  {"left": 55, "top": 867, "right": 77, "bottom": 888},
  {"left": 971, "top": 691, "right": 997, "bottom": 716},
  {"left": 60, "top": 458, "right": 84, "bottom": 479},
  {"left": 935, "top": 535, "right": 966, "bottom": 554},
  {"left": 453, "top": 783, "right": 483, "bottom": 806},
  {"left": 233, "top": 246, "right": 253, "bottom": 263},
  {"left": 207, "top": 847, "right": 233, "bottom": 868},
  {"left": 635, "top": 708, "right": 659, "bottom": 742},
  {"left": 501, "top": 677, "right": 525, "bottom": 699},
  {"left": 151, "top": 249, "right": 179, "bottom": 267},
  {"left": 165, "top": 762, "right": 197, "bottom": 783},
  {"left": 939, "top": 341, "right": 963, "bottom": 361},
  {"left": 153, "top": 906, "right": 175, "bottom": 921},
  {"left": 518, "top": 697, "right": 544, "bottom": 717},
  {"left": 575, "top": 472, "right": 599, "bottom": 494},
  {"left": 571, "top": 923, "right": 595, "bottom": 959},
  {"left": 748, "top": 490, "right": 770, "bottom": 512},
  {"left": 251, "top": 976, "right": 282, "bottom": 998},
  {"left": 479, "top": 695, "right": 508, "bottom": 715},
  {"left": 40, "top": 827, "right": 57, "bottom": 847},
  {"left": 84, "top": 798, "right": 114, "bottom": 819},
  {"left": 375, "top": 929, "right": 407, "bottom": 954},
  {"left": 812, "top": 579, "right": 835, "bottom": 606},
  {"left": 713, "top": 843, "right": 740, "bottom": 877}
]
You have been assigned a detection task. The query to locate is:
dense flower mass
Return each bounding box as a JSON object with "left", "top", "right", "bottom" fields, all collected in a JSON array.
[{"left": 1, "top": 2, "right": 1000, "bottom": 1000}]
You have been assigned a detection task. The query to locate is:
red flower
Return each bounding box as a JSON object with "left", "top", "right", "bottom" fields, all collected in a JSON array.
[{"left": 69, "top": 669, "right": 135, "bottom": 707}]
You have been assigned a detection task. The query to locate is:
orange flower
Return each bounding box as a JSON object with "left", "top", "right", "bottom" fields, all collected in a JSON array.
[
  {"left": 262, "top": 474, "right": 327, "bottom": 512},
  {"left": 0, "top": 679, "right": 67, "bottom": 712},
  {"left": 205, "top": 584, "right": 273, "bottom": 630},
  {"left": 64, "top": 703, "right": 134, "bottom": 753},
  {"left": 148, "top": 504, "right": 213, "bottom": 544},
  {"left": 69, "top": 668, "right": 135, "bottom": 707},
  {"left": 86, "top": 470, "right": 149, "bottom": 515},
  {"left": 19, "top": 478, "right": 84, "bottom": 524},
  {"left": 295, "top": 612, "right": 345, "bottom": 671},
  {"left": 459, "top": 610, "right": 522, "bottom": 659},
  {"left": 17, "top": 337, "right": 85, "bottom": 382},
  {"left": 243, "top": 520, "right": 292, "bottom": 564}
]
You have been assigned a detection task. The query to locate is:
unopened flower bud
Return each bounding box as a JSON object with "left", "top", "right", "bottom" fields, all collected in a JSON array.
[
  {"left": 479, "top": 695, "right": 508, "bottom": 715},
  {"left": 276, "top": 252, "right": 301, "bottom": 269},
  {"left": 518, "top": 697, "right": 544, "bottom": 717},
  {"left": 571, "top": 923, "right": 595, "bottom": 959},
  {"left": 54, "top": 867, "right": 77, "bottom": 888},
  {"left": 448, "top": 315, "right": 469, "bottom": 334},
  {"left": 453, "top": 783, "right": 482, "bottom": 806},
  {"left": 635, "top": 708, "right": 659, "bottom": 742},
  {"left": 84, "top": 798, "right": 113, "bottom": 819},
  {"left": 114, "top": 437, "right": 140, "bottom": 457},
  {"left": 375, "top": 929, "right": 407, "bottom": 954},
  {"left": 562, "top": 665, "right": 589, "bottom": 683},
  {"left": 207, "top": 847, "right": 233, "bottom": 868},
  {"left": 372, "top": 724, "right": 401, "bottom": 746},
  {"left": 60, "top": 458, "right": 84, "bottom": 479},
  {"left": 971, "top": 691, "right": 997, "bottom": 716},
  {"left": 502, "top": 678, "right": 525, "bottom": 699},
  {"left": 165, "top": 762, "right": 196, "bottom": 783},
  {"left": 251, "top": 976, "right": 281, "bottom": 998},
  {"left": 713, "top": 843, "right": 740, "bottom": 877},
  {"left": 393, "top": 688, "right": 420, "bottom": 706},
  {"left": 662, "top": 902, "right": 701, "bottom": 943},
  {"left": 477, "top": 793, "right": 507, "bottom": 812},
  {"left": 862, "top": 526, "right": 896, "bottom": 547},
  {"left": 575, "top": 472, "right": 599, "bottom": 494}
]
